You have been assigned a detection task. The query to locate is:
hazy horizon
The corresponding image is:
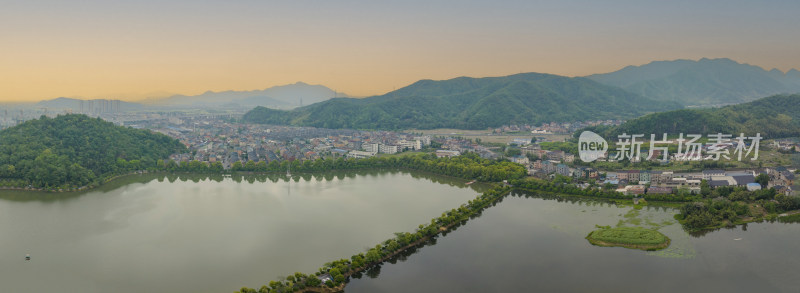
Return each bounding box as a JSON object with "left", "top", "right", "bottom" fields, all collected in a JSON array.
[{"left": 3, "top": 0, "right": 800, "bottom": 102}]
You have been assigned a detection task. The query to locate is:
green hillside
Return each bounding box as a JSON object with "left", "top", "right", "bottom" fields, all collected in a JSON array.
[
  {"left": 0, "top": 114, "right": 186, "bottom": 189},
  {"left": 242, "top": 73, "right": 681, "bottom": 129},
  {"left": 588, "top": 58, "right": 800, "bottom": 106},
  {"left": 596, "top": 94, "right": 800, "bottom": 139}
]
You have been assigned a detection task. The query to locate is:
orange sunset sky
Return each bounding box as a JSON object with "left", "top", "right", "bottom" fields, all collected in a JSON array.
[{"left": 2, "top": 0, "right": 799, "bottom": 102}]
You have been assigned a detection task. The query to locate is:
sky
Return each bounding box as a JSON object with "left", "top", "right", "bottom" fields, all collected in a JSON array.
[{"left": 2, "top": 0, "right": 800, "bottom": 102}]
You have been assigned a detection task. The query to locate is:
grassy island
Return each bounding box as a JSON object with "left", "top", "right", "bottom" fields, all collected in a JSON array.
[{"left": 586, "top": 226, "right": 670, "bottom": 251}]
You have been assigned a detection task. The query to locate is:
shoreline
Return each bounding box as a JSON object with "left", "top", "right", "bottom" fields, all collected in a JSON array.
[
  {"left": 0, "top": 166, "right": 489, "bottom": 194},
  {"left": 0, "top": 171, "right": 151, "bottom": 193}
]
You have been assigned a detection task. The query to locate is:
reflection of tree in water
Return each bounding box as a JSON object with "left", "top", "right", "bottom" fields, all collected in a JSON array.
[
  {"left": 354, "top": 237, "right": 442, "bottom": 281},
  {"left": 0, "top": 170, "right": 488, "bottom": 203},
  {"left": 346, "top": 192, "right": 690, "bottom": 282},
  {"left": 510, "top": 190, "right": 676, "bottom": 214},
  {"left": 0, "top": 173, "right": 165, "bottom": 202},
  {"left": 364, "top": 264, "right": 381, "bottom": 279},
  {"left": 349, "top": 197, "right": 505, "bottom": 281},
  {"left": 687, "top": 222, "right": 750, "bottom": 237},
  {"left": 208, "top": 169, "right": 489, "bottom": 192}
]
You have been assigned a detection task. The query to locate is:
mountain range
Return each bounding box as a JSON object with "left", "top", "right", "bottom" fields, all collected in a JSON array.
[
  {"left": 15, "top": 58, "right": 800, "bottom": 131},
  {"left": 242, "top": 73, "right": 681, "bottom": 130},
  {"left": 152, "top": 82, "right": 345, "bottom": 109},
  {"left": 5, "top": 82, "right": 345, "bottom": 112},
  {"left": 587, "top": 58, "right": 800, "bottom": 106}
]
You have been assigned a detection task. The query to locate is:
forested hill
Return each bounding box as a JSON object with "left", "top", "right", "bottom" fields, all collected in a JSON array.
[
  {"left": 242, "top": 73, "right": 681, "bottom": 130},
  {"left": 588, "top": 58, "right": 800, "bottom": 107},
  {"left": 590, "top": 94, "right": 800, "bottom": 139},
  {"left": 0, "top": 114, "right": 186, "bottom": 189}
]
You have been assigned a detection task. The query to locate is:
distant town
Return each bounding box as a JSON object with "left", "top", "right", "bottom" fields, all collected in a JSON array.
[{"left": 2, "top": 107, "right": 797, "bottom": 196}]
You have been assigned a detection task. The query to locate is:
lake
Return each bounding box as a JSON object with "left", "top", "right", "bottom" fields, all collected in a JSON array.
[
  {"left": 346, "top": 192, "right": 800, "bottom": 293},
  {"left": 4, "top": 173, "right": 799, "bottom": 293},
  {"left": 0, "top": 171, "right": 484, "bottom": 293}
]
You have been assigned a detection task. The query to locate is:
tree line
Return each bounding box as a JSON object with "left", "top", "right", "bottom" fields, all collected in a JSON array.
[
  {"left": 677, "top": 186, "right": 800, "bottom": 230},
  {"left": 157, "top": 152, "right": 527, "bottom": 183},
  {"left": 508, "top": 178, "right": 697, "bottom": 202}
]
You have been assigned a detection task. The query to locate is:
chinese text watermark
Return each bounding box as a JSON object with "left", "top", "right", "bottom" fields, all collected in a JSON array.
[{"left": 578, "top": 131, "right": 761, "bottom": 163}]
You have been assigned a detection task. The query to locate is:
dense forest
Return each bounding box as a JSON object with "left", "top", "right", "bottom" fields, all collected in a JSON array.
[
  {"left": 0, "top": 114, "right": 186, "bottom": 189},
  {"left": 242, "top": 73, "right": 680, "bottom": 130},
  {"left": 592, "top": 94, "right": 800, "bottom": 139}
]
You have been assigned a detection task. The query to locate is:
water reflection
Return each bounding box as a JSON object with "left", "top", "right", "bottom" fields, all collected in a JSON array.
[
  {"left": 345, "top": 193, "right": 800, "bottom": 293},
  {"left": 348, "top": 190, "right": 794, "bottom": 282},
  {"left": 0, "top": 171, "right": 482, "bottom": 293},
  {"left": 0, "top": 169, "right": 490, "bottom": 203}
]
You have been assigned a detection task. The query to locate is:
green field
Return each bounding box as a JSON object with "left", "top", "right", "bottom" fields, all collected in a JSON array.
[{"left": 586, "top": 226, "right": 670, "bottom": 251}]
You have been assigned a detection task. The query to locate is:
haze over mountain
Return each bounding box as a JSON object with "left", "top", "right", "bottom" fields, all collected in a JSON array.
[
  {"left": 592, "top": 94, "right": 800, "bottom": 139},
  {"left": 36, "top": 97, "right": 144, "bottom": 112},
  {"left": 587, "top": 58, "right": 800, "bottom": 107},
  {"left": 243, "top": 73, "right": 681, "bottom": 130},
  {"left": 151, "top": 82, "right": 346, "bottom": 109}
]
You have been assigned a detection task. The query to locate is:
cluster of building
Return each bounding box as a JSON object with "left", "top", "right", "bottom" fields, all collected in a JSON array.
[
  {"left": 148, "top": 116, "right": 441, "bottom": 168},
  {"left": 491, "top": 120, "right": 625, "bottom": 135},
  {"left": 346, "top": 136, "right": 432, "bottom": 158},
  {"left": 77, "top": 99, "right": 122, "bottom": 115},
  {"left": 0, "top": 108, "right": 51, "bottom": 129},
  {"left": 772, "top": 139, "right": 800, "bottom": 153},
  {"left": 765, "top": 166, "right": 796, "bottom": 195},
  {"left": 515, "top": 143, "right": 577, "bottom": 176},
  {"left": 525, "top": 156, "right": 797, "bottom": 196},
  {"left": 604, "top": 170, "right": 760, "bottom": 195},
  {"left": 436, "top": 136, "right": 499, "bottom": 159}
]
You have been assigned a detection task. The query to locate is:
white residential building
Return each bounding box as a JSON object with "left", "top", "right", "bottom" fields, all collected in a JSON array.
[
  {"left": 396, "top": 140, "right": 417, "bottom": 150},
  {"left": 379, "top": 144, "right": 399, "bottom": 154},
  {"left": 347, "top": 150, "right": 376, "bottom": 159},
  {"left": 363, "top": 143, "right": 379, "bottom": 154},
  {"left": 414, "top": 136, "right": 432, "bottom": 146}
]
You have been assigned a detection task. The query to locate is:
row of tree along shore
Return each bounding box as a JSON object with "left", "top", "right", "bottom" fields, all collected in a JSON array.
[{"left": 1, "top": 152, "right": 527, "bottom": 191}]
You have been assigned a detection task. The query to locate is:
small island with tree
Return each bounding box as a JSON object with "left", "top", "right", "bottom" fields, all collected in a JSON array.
[{"left": 586, "top": 226, "right": 670, "bottom": 251}]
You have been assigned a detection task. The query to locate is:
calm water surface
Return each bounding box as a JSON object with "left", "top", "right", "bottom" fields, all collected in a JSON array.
[
  {"left": 0, "top": 171, "right": 483, "bottom": 293},
  {"left": 346, "top": 192, "right": 800, "bottom": 293},
  {"left": 5, "top": 173, "right": 798, "bottom": 293}
]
